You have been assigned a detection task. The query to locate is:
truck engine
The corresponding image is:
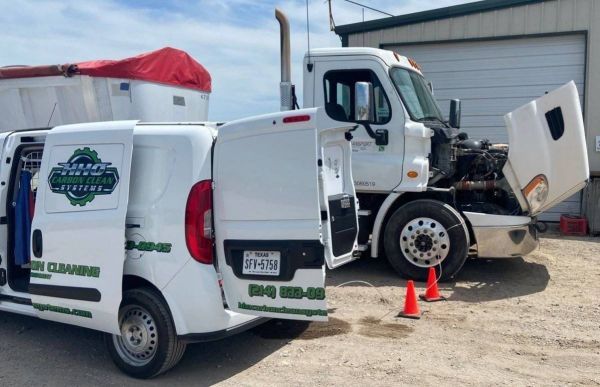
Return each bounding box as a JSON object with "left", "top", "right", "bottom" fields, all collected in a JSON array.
[{"left": 428, "top": 125, "right": 522, "bottom": 216}]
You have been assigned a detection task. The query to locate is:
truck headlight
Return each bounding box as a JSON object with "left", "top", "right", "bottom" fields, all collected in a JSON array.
[{"left": 522, "top": 175, "right": 549, "bottom": 213}]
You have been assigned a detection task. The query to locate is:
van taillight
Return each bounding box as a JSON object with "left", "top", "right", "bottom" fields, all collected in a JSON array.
[{"left": 185, "top": 180, "right": 213, "bottom": 264}]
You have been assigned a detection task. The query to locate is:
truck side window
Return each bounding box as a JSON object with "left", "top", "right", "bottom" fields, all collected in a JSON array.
[{"left": 323, "top": 70, "right": 391, "bottom": 124}]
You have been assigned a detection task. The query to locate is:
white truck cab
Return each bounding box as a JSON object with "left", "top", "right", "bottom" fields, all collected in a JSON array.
[
  {"left": 268, "top": 8, "right": 588, "bottom": 280},
  {"left": 0, "top": 108, "right": 359, "bottom": 378},
  {"left": 299, "top": 46, "right": 589, "bottom": 280}
]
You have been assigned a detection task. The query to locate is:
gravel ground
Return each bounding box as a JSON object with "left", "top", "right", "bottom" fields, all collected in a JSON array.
[{"left": 0, "top": 230, "right": 598, "bottom": 386}]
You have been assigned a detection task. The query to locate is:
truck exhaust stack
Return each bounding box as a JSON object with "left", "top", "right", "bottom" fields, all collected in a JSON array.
[{"left": 275, "top": 8, "right": 293, "bottom": 111}]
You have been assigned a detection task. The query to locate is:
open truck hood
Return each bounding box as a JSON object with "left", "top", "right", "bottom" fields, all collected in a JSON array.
[{"left": 502, "top": 81, "right": 589, "bottom": 217}]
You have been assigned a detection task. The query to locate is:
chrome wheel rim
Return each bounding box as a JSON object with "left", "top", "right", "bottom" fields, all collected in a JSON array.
[
  {"left": 113, "top": 305, "right": 158, "bottom": 367},
  {"left": 399, "top": 217, "right": 450, "bottom": 268}
]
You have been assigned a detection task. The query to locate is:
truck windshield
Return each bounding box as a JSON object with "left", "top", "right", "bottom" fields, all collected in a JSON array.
[{"left": 390, "top": 67, "right": 444, "bottom": 122}]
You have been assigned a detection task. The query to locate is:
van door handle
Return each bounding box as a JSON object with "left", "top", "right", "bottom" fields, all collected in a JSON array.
[{"left": 32, "top": 229, "right": 42, "bottom": 258}]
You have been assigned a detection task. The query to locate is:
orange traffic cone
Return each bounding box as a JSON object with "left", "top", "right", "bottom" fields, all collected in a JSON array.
[
  {"left": 397, "top": 280, "right": 421, "bottom": 319},
  {"left": 420, "top": 267, "right": 446, "bottom": 302}
]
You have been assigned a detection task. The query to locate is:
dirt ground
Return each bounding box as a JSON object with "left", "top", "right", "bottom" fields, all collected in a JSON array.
[{"left": 0, "top": 230, "right": 599, "bottom": 386}]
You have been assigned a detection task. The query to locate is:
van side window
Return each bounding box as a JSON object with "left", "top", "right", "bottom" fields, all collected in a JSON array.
[{"left": 323, "top": 70, "right": 391, "bottom": 124}]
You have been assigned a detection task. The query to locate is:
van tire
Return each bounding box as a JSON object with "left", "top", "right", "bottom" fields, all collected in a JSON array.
[
  {"left": 383, "top": 199, "right": 469, "bottom": 282},
  {"left": 104, "top": 287, "right": 187, "bottom": 379}
]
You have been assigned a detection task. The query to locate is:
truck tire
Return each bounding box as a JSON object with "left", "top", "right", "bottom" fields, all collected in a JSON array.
[
  {"left": 383, "top": 199, "right": 469, "bottom": 281},
  {"left": 104, "top": 287, "right": 187, "bottom": 379}
]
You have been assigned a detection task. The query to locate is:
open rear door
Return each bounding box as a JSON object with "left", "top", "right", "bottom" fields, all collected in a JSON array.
[
  {"left": 317, "top": 113, "right": 360, "bottom": 269},
  {"left": 213, "top": 108, "right": 357, "bottom": 321},
  {"left": 30, "top": 121, "right": 135, "bottom": 334},
  {"left": 502, "top": 81, "right": 589, "bottom": 216}
]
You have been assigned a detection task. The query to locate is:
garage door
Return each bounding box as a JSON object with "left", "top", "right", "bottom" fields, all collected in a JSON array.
[{"left": 389, "top": 34, "right": 586, "bottom": 221}]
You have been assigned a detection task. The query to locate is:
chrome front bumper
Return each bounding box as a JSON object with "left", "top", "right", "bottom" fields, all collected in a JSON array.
[{"left": 463, "top": 212, "right": 539, "bottom": 258}]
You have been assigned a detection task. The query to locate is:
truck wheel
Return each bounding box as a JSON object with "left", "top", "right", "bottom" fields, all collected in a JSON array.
[
  {"left": 383, "top": 199, "right": 469, "bottom": 282},
  {"left": 104, "top": 288, "right": 187, "bottom": 379}
]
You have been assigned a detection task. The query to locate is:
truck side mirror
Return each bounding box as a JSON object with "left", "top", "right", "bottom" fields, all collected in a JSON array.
[
  {"left": 354, "top": 82, "right": 374, "bottom": 122},
  {"left": 449, "top": 99, "right": 461, "bottom": 129},
  {"left": 353, "top": 82, "right": 388, "bottom": 146}
]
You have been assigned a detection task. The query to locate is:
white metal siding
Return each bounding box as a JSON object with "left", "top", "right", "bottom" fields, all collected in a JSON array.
[
  {"left": 0, "top": 76, "right": 210, "bottom": 131},
  {"left": 389, "top": 34, "right": 585, "bottom": 221}
]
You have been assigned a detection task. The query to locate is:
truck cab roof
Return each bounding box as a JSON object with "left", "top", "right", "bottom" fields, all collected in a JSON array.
[{"left": 304, "top": 47, "right": 423, "bottom": 75}]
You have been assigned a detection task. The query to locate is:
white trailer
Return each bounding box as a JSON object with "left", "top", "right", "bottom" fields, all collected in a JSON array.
[{"left": 0, "top": 47, "right": 211, "bottom": 131}]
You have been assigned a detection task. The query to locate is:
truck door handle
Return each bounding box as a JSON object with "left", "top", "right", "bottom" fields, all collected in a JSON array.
[
  {"left": 32, "top": 229, "right": 42, "bottom": 258},
  {"left": 375, "top": 129, "right": 388, "bottom": 146}
]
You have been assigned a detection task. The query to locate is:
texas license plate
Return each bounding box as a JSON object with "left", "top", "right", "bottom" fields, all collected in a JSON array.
[{"left": 242, "top": 251, "right": 281, "bottom": 276}]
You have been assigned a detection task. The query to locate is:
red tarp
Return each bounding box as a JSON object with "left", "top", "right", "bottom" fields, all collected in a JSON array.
[
  {"left": 0, "top": 47, "right": 211, "bottom": 92},
  {"left": 77, "top": 47, "right": 211, "bottom": 92}
]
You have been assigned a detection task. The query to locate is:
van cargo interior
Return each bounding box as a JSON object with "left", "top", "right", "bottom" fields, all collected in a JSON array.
[{"left": 6, "top": 144, "right": 44, "bottom": 293}]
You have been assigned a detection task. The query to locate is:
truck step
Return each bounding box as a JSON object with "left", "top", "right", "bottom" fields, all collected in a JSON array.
[
  {"left": 352, "top": 244, "right": 370, "bottom": 258},
  {"left": 356, "top": 244, "right": 369, "bottom": 252},
  {"left": 358, "top": 210, "right": 372, "bottom": 217}
]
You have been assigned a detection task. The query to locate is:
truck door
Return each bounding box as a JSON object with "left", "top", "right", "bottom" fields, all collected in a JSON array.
[
  {"left": 29, "top": 121, "right": 135, "bottom": 334},
  {"left": 213, "top": 108, "right": 357, "bottom": 321},
  {"left": 313, "top": 60, "right": 405, "bottom": 192},
  {"left": 502, "top": 81, "right": 589, "bottom": 216}
]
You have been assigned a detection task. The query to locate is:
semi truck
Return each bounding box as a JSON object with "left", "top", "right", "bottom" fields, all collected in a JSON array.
[{"left": 274, "top": 9, "right": 589, "bottom": 280}]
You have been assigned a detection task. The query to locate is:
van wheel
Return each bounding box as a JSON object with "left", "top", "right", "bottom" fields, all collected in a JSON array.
[
  {"left": 383, "top": 199, "right": 469, "bottom": 282},
  {"left": 104, "top": 288, "right": 187, "bottom": 379}
]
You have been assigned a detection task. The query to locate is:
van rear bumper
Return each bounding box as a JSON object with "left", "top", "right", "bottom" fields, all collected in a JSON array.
[
  {"left": 179, "top": 317, "right": 268, "bottom": 343},
  {"left": 463, "top": 212, "right": 538, "bottom": 258}
]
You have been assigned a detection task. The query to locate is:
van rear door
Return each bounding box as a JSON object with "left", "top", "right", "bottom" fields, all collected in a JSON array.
[
  {"left": 29, "top": 121, "right": 135, "bottom": 334},
  {"left": 213, "top": 108, "right": 357, "bottom": 321},
  {"left": 502, "top": 81, "right": 589, "bottom": 216}
]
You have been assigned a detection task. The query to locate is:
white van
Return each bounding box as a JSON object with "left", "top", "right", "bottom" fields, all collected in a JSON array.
[{"left": 0, "top": 108, "right": 359, "bottom": 378}]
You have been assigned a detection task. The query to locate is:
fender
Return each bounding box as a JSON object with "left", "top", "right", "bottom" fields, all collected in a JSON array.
[
  {"left": 370, "top": 193, "right": 470, "bottom": 258},
  {"left": 370, "top": 192, "right": 403, "bottom": 258}
]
